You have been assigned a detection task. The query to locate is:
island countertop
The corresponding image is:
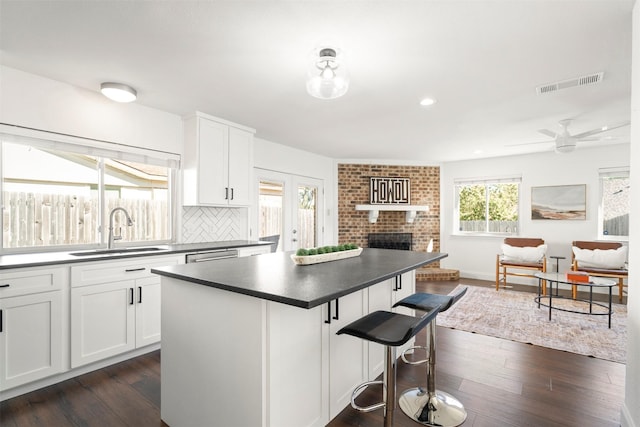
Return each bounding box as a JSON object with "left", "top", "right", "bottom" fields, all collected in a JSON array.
[{"left": 151, "top": 248, "right": 447, "bottom": 308}]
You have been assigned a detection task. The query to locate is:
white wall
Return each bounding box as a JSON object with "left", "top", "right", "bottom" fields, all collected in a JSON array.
[
  {"left": 0, "top": 66, "right": 182, "bottom": 155},
  {"left": 622, "top": 3, "right": 639, "bottom": 426},
  {"left": 440, "top": 144, "right": 630, "bottom": 282},
  {"left": 253, "top": 137, "right": 336, "bottom": 245}
]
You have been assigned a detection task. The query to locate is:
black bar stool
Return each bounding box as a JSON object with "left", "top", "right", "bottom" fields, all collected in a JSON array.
[
  {"left": 337, "top": 307, "right": 442, "bottom": 427},
  {"left": 392, "top": 288, "right": 468, "bottom": 427}
]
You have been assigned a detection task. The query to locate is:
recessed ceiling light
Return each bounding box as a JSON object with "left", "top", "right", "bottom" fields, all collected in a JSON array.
[
  {"left": 419, "top": 97, "right": 436, "bottom": 106},
  {"left": 100, "top": 82, "right": 137, "bottom": 103},
  {"left": 473, "top": 149, "right": 484, "bottom": 155}
]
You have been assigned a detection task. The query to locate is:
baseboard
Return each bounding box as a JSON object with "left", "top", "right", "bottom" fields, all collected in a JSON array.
[
  {"left": 621, "top": 402, "right": 638, "bottom": 427},
  {"left": 0, "top": 343, "right": 161, "bottom": 402}
]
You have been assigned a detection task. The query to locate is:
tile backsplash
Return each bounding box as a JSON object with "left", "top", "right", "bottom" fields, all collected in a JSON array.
[{"left": 182, "top": 206, "right": 247, "bottom": 243}]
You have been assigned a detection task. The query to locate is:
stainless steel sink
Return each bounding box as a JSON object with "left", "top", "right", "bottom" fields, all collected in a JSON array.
[{"left": 70, "top": 247, "right": 168, "bottom": 256}]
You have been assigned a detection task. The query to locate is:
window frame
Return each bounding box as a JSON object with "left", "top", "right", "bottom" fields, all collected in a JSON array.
[
  {"left": 0, "top": 124, "right": 179, "bottom": 254},
  {"left": 453, "top": 175, "right": 521, "bottom": 236},
  {"left": 598, "top": 166, "right": 629, "bottom": 242}
]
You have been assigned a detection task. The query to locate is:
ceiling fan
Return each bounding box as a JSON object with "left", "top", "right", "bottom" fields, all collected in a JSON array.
[{"left": 512, "top": 119, "right": 630, "bottom": 153}]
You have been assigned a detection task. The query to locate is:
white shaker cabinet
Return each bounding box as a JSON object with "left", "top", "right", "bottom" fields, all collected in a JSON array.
[
  {"left": 183, "top": 112, "right": 255, "bottom": 207},
  {"left": 367, "top": 270, "right": 416, "bottom": 380},
  {"left": 70, "top": 255, "right": 182, "bottom": 368},
  {"left": 0, "top": 266, "right": 66, "bottom": 390},
  {"left": 327, "top": 290, "right": 368, "bottom": 419}
]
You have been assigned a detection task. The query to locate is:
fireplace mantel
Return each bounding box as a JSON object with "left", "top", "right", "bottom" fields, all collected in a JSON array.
[{"left": 355, "top": 204, "right": 429, "bottom": 224}]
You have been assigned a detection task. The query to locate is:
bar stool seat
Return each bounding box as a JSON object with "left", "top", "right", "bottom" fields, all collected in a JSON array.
[
  {"left": 337, "top": 307, "right": 442, "bottom": 427},
  {"left": 393, "top": 288, "right": 468, "bottom": 427}
]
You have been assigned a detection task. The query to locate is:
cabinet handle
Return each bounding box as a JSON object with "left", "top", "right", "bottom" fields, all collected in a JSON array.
[
  {"left": 0, "top": 309, "right": 3, "bottom": 333},
  {"left": 129, "top": 288, "right": 134, "bottom": 305},
  {"left": 125, "top": 268, "right": 146, "bottom": 273},
  {"left": 230, "top": 188, "right": 234, "bottom": 200},
  {"left": 324, "top": 299, "right": 340, "bottom": 324},
  {"left": 398, "top": 275, "right": 402, "bottom": 290},
  {"left": 225, "top": 187, "right": 229, "bottom": 200},
  {"left": 138, "top": 286, "right": 142, "bottom": 303},
  {"left": 325, "top": 301, "right": 332, "bottom": 324},
  {"left": 393, "top": 276, "right": 398, "bottom": 292},
  {"left": 0, "top": 284, "right": 10, "bottom": 288}
]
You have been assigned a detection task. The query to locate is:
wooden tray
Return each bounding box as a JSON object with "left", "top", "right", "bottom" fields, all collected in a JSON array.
[{"left": 290, "top": 248, "right": 363, "bottom": 266}]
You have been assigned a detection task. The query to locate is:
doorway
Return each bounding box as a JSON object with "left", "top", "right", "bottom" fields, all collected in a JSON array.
[{"left": 254, "top": 169, "right": 323, "bottom": 252}]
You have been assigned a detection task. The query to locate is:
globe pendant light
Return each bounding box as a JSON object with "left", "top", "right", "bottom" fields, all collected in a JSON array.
[{"left": 306, "top": 47, "right": 349, "bottom": 100}]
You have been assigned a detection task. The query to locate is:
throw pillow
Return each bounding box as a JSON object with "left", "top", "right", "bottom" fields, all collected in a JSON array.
[
  {"left": 501, "top": 244, "right": 547, "bottom": 263},
  {"left": 572, "top": 246, "right": 627, "bottom": 269}
]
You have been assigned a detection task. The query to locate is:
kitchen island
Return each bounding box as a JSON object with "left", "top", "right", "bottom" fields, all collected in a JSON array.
[{"left": 151, "top": 248, "right": 446, "bottom": 427}]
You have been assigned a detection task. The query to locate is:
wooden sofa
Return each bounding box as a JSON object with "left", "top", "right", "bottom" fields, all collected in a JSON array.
[
  {"left": 496, "top": 237, "right": 547, "bottom": 293},
  {"left": 571, "top": 240, "right": 628, "bottom": 302}
]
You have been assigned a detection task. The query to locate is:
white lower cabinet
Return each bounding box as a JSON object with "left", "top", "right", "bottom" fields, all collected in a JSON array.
[
  {"left": 367, "top": 270, "right": 416, "bottom": 380},
  {"left": 0, "top": 291, "right": 64, "bottom": 390},
  {"left": 267, "top": 289, "right": 367, "bottom": 426},
  {"left": 0, "top": 266, "right": 67, "bottom": 390},
  {"left": 327, "top": 290, "right": 367, "bottom": 419},
  {"left": 70, "top": 255, "right": 181, "bottom": 368},
  {"left": 267, "top": 301, "right": 328, "bottom": 427}
]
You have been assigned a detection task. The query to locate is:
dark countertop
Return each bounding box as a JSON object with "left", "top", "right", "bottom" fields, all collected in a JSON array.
[
  {"left": 151, "top": 248, "right": 447, "bottom": 309},
  {"left": 0, "top": 240, "right": 273, "bottom": 270}
]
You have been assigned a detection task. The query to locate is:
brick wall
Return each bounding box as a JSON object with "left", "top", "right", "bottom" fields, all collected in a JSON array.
[{"left": 337, "top": 164, "right": 441, "bottom": 278}]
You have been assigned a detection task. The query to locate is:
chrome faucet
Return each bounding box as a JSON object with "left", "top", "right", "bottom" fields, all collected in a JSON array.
[{"left": 108, "top": 207, "right": 134, "bottom": 249}]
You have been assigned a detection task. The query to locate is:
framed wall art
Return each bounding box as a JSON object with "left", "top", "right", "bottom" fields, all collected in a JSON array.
[
  {"left": 531, "top": 184, "right": 586, "bottom": 220},
  {"left": 370, "top": 177, "right": 410, "bottom": 204}
]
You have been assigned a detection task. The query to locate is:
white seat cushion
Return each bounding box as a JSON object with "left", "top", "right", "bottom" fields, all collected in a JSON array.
[
  {"left": 501, "top": 244, "right": 547, "bottom": 263},
  {"left": 572, "top": 246, "right": 627, "bottom": 269}
]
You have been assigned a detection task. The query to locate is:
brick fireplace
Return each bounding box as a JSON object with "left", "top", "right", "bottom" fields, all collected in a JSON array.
[{"left": 338, "top": 163, "right": 442, "bottom": 280}]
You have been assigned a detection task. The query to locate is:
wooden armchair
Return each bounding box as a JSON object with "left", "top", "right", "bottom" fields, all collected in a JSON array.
[
  {"left": 571, "top": 241, "right": 628, "bottom": 302},
  {"left": 496, "top": 238, "right": 547, "bottom": 293}
]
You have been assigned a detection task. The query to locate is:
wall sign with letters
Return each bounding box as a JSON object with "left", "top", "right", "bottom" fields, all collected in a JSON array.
[{"left": 370, "top": 177, "right": 410, "bottom": 204}]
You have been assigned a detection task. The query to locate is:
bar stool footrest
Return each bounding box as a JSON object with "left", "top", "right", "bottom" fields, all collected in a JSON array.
[
  {"left": 350, "top": 380, "right": 386, "bottom": 412},
  {"left": 400, "top": 345, "right": 428, "bottom": 365}
]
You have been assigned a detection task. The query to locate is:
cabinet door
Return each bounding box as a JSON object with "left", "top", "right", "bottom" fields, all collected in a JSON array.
[
  {"left": 0, "top": 291, "right": 63, "bottom": 390},
  {"left": 198, "top": 117, "right": 229, "bottom": 205},
  {"left": 328, "top": 290, "right": 367, "bottom": 419},
  {"left": 71, "top": 281, "right": 135, "bottom": 368},
  {"left": 135, "top": 276, "right": 161, "bottom": 347},
  {"left": 392, "top": 271, "right": 416, "bottom": 357},
  {"left": 227, "top": 127, "right": 252, "bottom": 206},
  {"left": 367, "top": 279, "right": 394, "bottom": 380},
  {"left": 268, "top": 301, "right": 329, "bottom": 427}
]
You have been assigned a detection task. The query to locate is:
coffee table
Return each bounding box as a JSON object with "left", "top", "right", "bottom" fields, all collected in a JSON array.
[{"left": 534, "top": 272, "right": 616, "bottom": 328}]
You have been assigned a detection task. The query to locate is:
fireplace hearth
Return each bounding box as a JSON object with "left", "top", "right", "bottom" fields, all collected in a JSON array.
[{"left": 368, "top": 233, "right": 413, "bottom": 251}]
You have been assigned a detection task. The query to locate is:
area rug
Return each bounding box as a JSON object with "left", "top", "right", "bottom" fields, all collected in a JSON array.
[{"left": 436, "top": 285, "right": 627, "bottom": 363}]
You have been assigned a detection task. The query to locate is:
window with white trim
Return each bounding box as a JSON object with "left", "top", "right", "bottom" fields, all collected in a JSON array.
[
  {"left": 0, "top": 126, "right": 179, "bottom": 252},
  {"left": 599, "top": 167, "right": 629, "bottom": 239},
  {"left": 454, "top": 176, "right": 521, "bottom": 234}
]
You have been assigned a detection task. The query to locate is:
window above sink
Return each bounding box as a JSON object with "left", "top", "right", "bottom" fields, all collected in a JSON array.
[{"left": 0, "top": 125, "right": 179, "bottom": 254}]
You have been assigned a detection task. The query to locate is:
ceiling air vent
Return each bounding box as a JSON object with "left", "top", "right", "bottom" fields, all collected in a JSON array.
[{"left": 536, "top": 72, "right": 604, "bottom": 95}]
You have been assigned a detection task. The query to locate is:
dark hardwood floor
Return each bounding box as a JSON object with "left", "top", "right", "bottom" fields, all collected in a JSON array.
[{"left": 0, "top": 279, "right": 625, "bottom": 427}]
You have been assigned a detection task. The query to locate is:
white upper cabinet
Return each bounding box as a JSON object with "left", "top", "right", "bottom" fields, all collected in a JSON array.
[{"left": 183, "top": 112, "right": 255, "bottom": 206}]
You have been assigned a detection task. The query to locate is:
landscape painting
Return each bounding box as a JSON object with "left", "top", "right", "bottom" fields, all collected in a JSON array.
[{"left": 531, "top": 184, "right": 586, "bottom": 220}]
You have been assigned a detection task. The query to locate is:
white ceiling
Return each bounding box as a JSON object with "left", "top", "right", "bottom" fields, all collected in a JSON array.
[{"left": 0, "top": 0, "right": 633, "bottom": 163}]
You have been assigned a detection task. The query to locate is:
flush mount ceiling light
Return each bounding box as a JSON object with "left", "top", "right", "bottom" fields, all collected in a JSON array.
[
  {"left": 100, "top": 82, "right": 137, "bottom": 103},
  {"left": 419, "top": 97, "right": 436, "bottom": 106},
  {"left": 306, "top": 47, "right": 349, "bottom": 100}
]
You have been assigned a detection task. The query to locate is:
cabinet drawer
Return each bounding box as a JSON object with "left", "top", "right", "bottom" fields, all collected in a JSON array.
[
  {"left": 0, "top": 266, "right": 66, "bottom": 298},
  {"left": 71, "top": 255, "right": 182, "bottom": 288},
  {"left": 237, "top": 245, "right": 271, "bottom": 257}
]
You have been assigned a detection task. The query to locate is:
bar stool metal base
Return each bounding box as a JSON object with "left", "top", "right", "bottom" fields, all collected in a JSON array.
[{"left": 399, "top": 387, "right": 467, "bottom": 427}]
